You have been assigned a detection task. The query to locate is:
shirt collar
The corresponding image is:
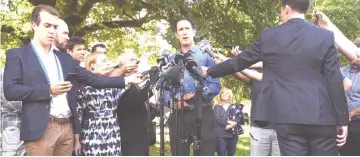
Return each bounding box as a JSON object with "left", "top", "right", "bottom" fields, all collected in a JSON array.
[
  {"left": 53, "top": 45, "right": 59, "bottom": 51},
  {"left": 176, "top": 45, "right": 201, "bottom": 55},
  {"left": 31, "top": 40, "right": 55, "bottom": 55}
]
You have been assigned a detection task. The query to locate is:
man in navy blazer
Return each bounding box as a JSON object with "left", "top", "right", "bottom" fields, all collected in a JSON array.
[
  {"left": 205, "top": 0, "right": 348, "bottom": 156},
  {"left": 2, "top": 5, "right": 142, "bottom": 156}
]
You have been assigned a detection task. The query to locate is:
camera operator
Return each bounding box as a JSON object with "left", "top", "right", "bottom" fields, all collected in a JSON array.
[{"left": 163, "top": 17, "right": 221, "bottom": 156}]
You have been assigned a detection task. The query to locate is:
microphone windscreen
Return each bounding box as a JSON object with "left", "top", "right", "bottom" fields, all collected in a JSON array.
[
  {"left": 185, "top": 60, "right": 197, "bottom": 73},
  {"left": 165, "top": 66, "right": 181, "bottom": 84},
  {"left": 174, "top": 54, "right": 185, "bottom": 65}
]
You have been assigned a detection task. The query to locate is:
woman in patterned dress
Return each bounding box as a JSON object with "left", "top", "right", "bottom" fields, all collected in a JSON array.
[
  {"left": 75, "top": 52, "right": 127, "bottom": 156},
  {"left": 214, "top": 88, "right": 244, "bottom": 156}
]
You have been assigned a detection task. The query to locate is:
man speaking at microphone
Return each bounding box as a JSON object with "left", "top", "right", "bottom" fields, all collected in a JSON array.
[
  {"left": 203, "top": 0, "right": 348, "bottom": 156},
  {"left": 164, "top": 17, "right": 221, "bottom": 156}
]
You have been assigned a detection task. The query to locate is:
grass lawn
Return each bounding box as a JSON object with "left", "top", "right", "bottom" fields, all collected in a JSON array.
[{"left": 149, "top": 136, "right": 250, "bottom": 156}]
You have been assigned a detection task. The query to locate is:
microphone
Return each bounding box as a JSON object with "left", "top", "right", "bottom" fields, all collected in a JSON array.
[
  {"left": 184, "top": 55, "right": 205, "bottom": 78},
  {"left": 157, "top": 49, "right": 171, "bottom": 68},
  {"left": 174, "top": 54, "right": 185, "bottom": 67},
  {"left": 197, "top": 40, "right": 217, "bottom": 59},
  {"left": 165, "top": 66, "right": 181, "bottom": 86}
]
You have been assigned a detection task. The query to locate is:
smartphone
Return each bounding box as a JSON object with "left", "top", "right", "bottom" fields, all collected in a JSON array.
[{"left": 65, "top": 73, "right": 77, "bottom": 81}]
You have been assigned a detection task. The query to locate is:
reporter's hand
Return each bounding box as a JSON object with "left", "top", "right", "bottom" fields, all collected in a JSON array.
[
  {"left": 123, "top": 63, "right": 138, "bottom": 73},
  {"left": 312, "top": 11, "right": 333, "bottom": 30},
  {"left": 225, "top": 125, "right": 232, "bottom": 130},
  {"left": 231, "top": 46, "right": 241, "bottom": 56},
  {"left": 228, "top": 120, "right": 237, "bottom": 128},
  {"left": 93, "top": 67, "right": 114, "bottom": 76},
  {"left": 337, "top": 126, "right": 348, "bottom": 147},
  {"left": 201, "top": 66, "right": 209, "bottom": 76},
  {"left": 50, "top": 81, "right": 72, "bottom": 95},
  {"left": 124, "top": 73, "right": 145, "bottom": 84}
]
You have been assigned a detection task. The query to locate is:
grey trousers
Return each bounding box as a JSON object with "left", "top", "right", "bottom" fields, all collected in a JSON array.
[{"left": 250, "top": 126, "right": 280, "bottom": 156}]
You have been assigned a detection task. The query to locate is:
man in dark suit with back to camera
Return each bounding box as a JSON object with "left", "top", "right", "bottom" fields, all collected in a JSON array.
[
  {"left": 2, "top": 4, "right": 143, "bottom": 156},
  {"left": 203, "top": 0, "right": 348, "bottom": 155}
]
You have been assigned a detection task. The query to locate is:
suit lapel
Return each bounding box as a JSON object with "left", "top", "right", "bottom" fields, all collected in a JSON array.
[
  {"left": 25, "top": 44, "right": 48, "bottom": 83},
  {"left": 54, "top": 50, "right": 69, "bottom": 80}
]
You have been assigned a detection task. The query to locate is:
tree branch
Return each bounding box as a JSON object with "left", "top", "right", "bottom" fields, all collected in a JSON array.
[
  {"left": 68, "top": 0, "right": 79, "bottom": 15},
  {"left": 122, "top": 10, "right": 137, "bottom": 20},
  {"left": 74, "top": 19, "right": 146, "bottom": 36},
  {"left": 28, "top": 0, "right": 56, "bottom": 7},
  {"left": 1, "top": 25, "right": 14, "bottom": 33},
  {"left": 79, "top": 0, "right": 100, "bottom": 15},
  {"left": 1, "top": 25, "right": 30, "bottom": 44}
]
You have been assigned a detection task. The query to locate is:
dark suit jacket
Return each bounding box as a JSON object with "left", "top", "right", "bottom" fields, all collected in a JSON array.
[
  {"left": 117, "top": 85, "right": 152, "bottom": 144},
  {"left": 208, "top": 18, "right": 349, "bottom": 126},
  {"left": 3, "top": 44, "right": 126, "bottom": 141}
]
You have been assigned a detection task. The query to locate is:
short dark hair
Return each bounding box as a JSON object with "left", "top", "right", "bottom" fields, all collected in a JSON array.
[
  {"left": 67, "top": 36, "right": 85, "bottom": 51},
  {"left": 281, "top": 0, "right": 310, "bottom": 13},
  {"left": 31, "top": 4, "right": 60, "bottom": 25},
  {"left": 91, "top": 44, "right": 106, "bottom": 53},
  {"left": 174, "top": 17, "right": 195, "bottom": 32}
]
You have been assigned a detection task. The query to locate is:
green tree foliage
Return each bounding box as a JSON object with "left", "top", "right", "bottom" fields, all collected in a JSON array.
[{"left": 1, "top": 0, "right": 360, "bottom": 102}]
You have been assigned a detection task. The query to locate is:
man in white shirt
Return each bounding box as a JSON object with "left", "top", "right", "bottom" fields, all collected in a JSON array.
[{"left": 3, "top": 4, "right": 143, "bottom": 156}]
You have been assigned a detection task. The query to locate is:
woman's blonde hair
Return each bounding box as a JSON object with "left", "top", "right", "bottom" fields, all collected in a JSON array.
[
  {"left": 85, "top": 52, "right": 103, "bottom": 71},
  {"left": 215, "top": 87, "right": 234, "bottom": 105}
]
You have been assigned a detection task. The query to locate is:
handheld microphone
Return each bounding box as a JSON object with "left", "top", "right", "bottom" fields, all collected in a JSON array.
[
  {"left": 197, "top": 40, "right": 217, "bottom": 59},
  {"left": 164, "top": 66, "right": 181, "bottom": 86},
  {"left": 184, "top": 55, "right": 205, "bottom": 78},
  {"left": 157, "top": 49, "right": 171, "bottom": 68},
  {"left": 174, "top": 54, "right": 185, "bottom": 67}
]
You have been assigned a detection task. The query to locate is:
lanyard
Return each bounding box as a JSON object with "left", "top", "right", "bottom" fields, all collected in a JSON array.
[{"left": 30, "top": 43, "right": 62, "bottom": 83}]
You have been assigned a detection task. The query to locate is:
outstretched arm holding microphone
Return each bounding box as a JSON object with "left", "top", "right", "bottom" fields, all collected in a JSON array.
[{"left": 313, "top": 11, "right": 360, "bottom": 62}]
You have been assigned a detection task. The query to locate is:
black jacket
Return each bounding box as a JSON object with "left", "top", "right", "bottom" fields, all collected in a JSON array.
[
  {"left": 117, "top": 85, "right": 153, "bottom": 143},
  {"left": 208, "top": 18, "right": 348, "bottom": 126}
]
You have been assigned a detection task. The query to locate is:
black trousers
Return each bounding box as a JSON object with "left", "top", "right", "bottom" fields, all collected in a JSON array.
[
  {"left": 121, "top": 142, "right": 149, "bottom": 156},
  {"left": 339, "top": 120, "right": 360, "bottom": 156},
  {"left": 275, "top": 124, "right": 338, "bottom": 156},
  {"left": 168, "top": 106, "right": 217, "bottom": 156}
]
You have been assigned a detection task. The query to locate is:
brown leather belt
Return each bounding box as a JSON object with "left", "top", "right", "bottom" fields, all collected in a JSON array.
[{"left": 49, "top": 116, "right": 72, "bottom": 124}]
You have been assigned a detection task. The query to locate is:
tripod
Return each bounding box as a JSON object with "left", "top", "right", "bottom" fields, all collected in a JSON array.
[
  {"left": 157, "top": 65, "right": 186, "bottom": 156},
  {"left": 192, "top": 76, "right": 208, "bottom": 156},
  {"left": 156, "top": 76, "right": 166, "bottom": 156}
]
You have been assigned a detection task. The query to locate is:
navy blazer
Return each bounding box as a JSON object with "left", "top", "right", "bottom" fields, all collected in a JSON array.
[
  {"left": 3, "top": 44, "right": 126, "bottom": 141},
  {"left": 208, "top": 18, "right": 349, "bottom": 126}
]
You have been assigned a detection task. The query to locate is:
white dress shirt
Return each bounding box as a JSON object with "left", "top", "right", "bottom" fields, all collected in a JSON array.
[{"left": 32, "top": 41, "right": 71, "bottom": 118}]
